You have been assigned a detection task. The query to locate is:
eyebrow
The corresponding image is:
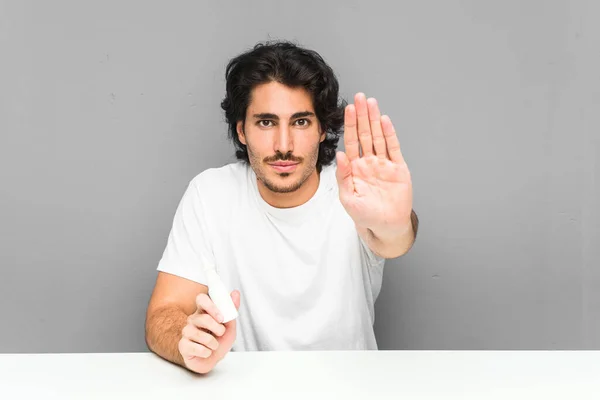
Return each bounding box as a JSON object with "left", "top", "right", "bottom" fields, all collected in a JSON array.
[{"left": 252, "top": 111, "right": 316, "bottom": 120}]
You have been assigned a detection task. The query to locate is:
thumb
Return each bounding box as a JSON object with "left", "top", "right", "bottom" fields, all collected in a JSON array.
[
  {"left": 230, "top": 290, "right": 241, "bottom": 310},
  {"left": 335, "top": 151, "right": 354, "bottom": 195},
  {"left": 221, "top": 291, "right": 240, "bottom": 337}
]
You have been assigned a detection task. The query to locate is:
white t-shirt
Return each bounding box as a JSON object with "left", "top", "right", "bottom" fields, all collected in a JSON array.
[{"left": 156, "top": 161, "right": 385, "bottom": 351}]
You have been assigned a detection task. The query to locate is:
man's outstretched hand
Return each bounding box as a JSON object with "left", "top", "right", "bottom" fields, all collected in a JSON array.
[{"left": 336, "top": 93, "right": 414, "bottom": 248}]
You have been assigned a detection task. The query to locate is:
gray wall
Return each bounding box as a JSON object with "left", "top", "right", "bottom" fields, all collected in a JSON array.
[{"left": 1, "top": 0, "right": 598, "bottom": 353}]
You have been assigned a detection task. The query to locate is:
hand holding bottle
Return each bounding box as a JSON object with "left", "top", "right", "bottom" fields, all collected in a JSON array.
[{"left": 178, "top": 290, "right": 241, "bottom": 374}]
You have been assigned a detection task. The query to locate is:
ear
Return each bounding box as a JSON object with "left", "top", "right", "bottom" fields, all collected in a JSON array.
[
  {"left": 236, "top": 120, "right": 246, "bottom": 145},
  {"left": 319, "top": 126, "right": 326, "bottom": 143}
]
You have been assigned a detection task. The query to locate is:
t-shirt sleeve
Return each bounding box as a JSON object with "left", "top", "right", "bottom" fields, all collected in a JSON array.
[
  {"left": 358, "top": 234, "right": 385, "bottom": 299},
  {"left": 358, "top": 234, "right": 386, "bottom": 267},
  {"left": 156, "top": 177, "right": 214, "bottom": 286}
]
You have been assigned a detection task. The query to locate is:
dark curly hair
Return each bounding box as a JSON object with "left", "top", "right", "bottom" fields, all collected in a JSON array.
[{"left": 220, "top": 40, "right": 346, "bottom": 172}]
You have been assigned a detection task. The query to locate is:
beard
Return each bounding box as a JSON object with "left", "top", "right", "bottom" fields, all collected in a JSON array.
[{"left": 247, "top": 143, "right": 320, "bottom": 194}]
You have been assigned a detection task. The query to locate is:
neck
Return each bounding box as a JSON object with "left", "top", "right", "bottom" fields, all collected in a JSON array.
[{"left": 257, "top": 169, "right": 320, "bottom": 209}]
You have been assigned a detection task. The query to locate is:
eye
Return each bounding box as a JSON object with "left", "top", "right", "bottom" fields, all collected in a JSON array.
[
  {"left": 258, "top": 120, "right": 273, "bottom": 127},
  {"left": 294, "top": 118, "right": 310, "bottom": 127}
]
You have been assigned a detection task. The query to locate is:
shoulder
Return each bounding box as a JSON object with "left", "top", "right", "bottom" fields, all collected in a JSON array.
[
  {"left": 187, "top": 161, "right": 250, "bottom": 203},
  {"left": 189, "top": 161, "right": 248, "bottom": 189}
]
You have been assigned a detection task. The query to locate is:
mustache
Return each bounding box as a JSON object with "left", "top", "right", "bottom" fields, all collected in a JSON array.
[{"left": 263, "top": 152, "right": 303, "bottom": 163}]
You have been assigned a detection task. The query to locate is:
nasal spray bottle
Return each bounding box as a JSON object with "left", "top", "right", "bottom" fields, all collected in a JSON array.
[{"left": 202, "top": 258, "right": 238, "bottom": 323}]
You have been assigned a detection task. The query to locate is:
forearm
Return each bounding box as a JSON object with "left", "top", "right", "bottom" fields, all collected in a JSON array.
[{"left": 145, "top": 305, "right": 187, "bottom": 367}]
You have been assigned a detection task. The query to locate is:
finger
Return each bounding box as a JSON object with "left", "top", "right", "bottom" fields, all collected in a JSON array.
[
  {"left": 355, "top": 93, "right": 373, "bottom": 157},
  {"left": 180, "top": 339, "right": 212, "bottom": 359},
  {"left": 367, "top": 98, "right": 386, "bottom": 159},
  {"left": 343, "top": 104, "right": 359, "bottom": 161},
  {"left": 220, "top": 294, "right": 239, "bottom": 345},
  {"left": 188, "top": 313, "right": 226, "bottom": 337},
  {"left": 230, "top": 290, "right": 241, "bottom": 310},
  {"left": 381, "top": 115, "right": 404, "bottom": 164},
  {"left": 182, "top": 324, "right": 219, "bottom": 351},
  {"left": 195, "top": 293, "right": 224, "bottom": 323},
  {"left": 222, "top": 311, "right": 238, "bottom": 345},
  {"left": 335, "top": 151, "right": 354, "bottom": 195}
]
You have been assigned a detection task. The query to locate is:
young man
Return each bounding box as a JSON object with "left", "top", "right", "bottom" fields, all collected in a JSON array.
[{"left": 145, "top": 41, "right": 419, "bottom": 374}]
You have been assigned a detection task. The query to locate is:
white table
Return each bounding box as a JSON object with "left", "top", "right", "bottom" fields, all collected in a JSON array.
[{"left": 1, "top": 351, "right": 599, "bottom": 399}]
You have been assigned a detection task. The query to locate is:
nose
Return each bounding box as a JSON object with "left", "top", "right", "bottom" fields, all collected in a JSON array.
[{"left": 274, "top": 124, "right": 293, "bottom": 154}]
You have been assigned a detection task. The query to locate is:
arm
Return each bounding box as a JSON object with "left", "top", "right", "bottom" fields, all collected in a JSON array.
[
  {"left": 145, "top": 272, "right": 205, "bottom": 367},
  {"left": 149, "top": 173, "right": 240, "bottom": 373},
  {"left": 145, "top": 271, "right": 240, "bottom": 373}
]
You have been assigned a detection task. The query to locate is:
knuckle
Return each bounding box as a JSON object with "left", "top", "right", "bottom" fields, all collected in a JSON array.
[
  {"left": 198, "top": 314, "right": 225, "bottom": 336},
  {"left": 196, "top": 330, "right": 209, "bottom": 344},
  {"left": 186, "top": 315, "right": 195, "bottom": 325},
  {"left": 204, "top": 303, "right": 217, "bottom": 316},
  {"left": 178, "top": 338, "right": 189, "bottom": 356},
  {"left": 202, "top": 333, "right": 219, "bottom": 350},
  {"left": 200, "top": 314, "right": 218, "bottom": 330},
  {"left": 199, "top": 313, "right": 211, "bottom": 325},
  {"left": 195, "top": 292, "right": 208, "bottom": 306},
  {"left": 181, "top": 324, "right": 191, "bottom": 338},
  {"left": 199, "top": 346, "right": 212, "bottom": 358}
]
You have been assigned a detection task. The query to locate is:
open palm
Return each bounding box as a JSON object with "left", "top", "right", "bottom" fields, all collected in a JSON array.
[{"left": 336, "top": 93, "right": 413, "bottom": 235}]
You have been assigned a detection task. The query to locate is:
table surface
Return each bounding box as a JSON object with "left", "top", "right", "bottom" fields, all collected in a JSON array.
[{"left": 1, "top": 351, "right": 600, "bottom": 399}]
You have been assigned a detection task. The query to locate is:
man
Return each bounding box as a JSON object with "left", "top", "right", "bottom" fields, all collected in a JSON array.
[{"left": 145, "top": 40, "right": 419, "bottom": 374}]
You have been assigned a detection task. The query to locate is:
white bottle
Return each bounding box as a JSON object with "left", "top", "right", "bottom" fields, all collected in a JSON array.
[{"left": 204, "top": 264, "right": 238, "bottom": 323}]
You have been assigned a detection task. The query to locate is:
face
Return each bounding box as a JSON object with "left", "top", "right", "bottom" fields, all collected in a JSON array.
[{"left": 237, "top": 81, "right": 325, "bottom": 194}]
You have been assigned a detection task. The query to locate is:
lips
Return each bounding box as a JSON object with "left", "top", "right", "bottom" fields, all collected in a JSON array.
[{"left": 269, "top": 162, "right": 299, "bottom": 173}]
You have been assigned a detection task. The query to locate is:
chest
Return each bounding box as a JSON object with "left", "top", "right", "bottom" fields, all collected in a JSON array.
[{"left": 212, "top": 200, "right": 364, "bottom": 295}]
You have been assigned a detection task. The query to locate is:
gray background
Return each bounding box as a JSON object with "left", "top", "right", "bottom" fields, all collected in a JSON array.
[{"left": 1, "top": 0, "right": 598, "bottom": 353}]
